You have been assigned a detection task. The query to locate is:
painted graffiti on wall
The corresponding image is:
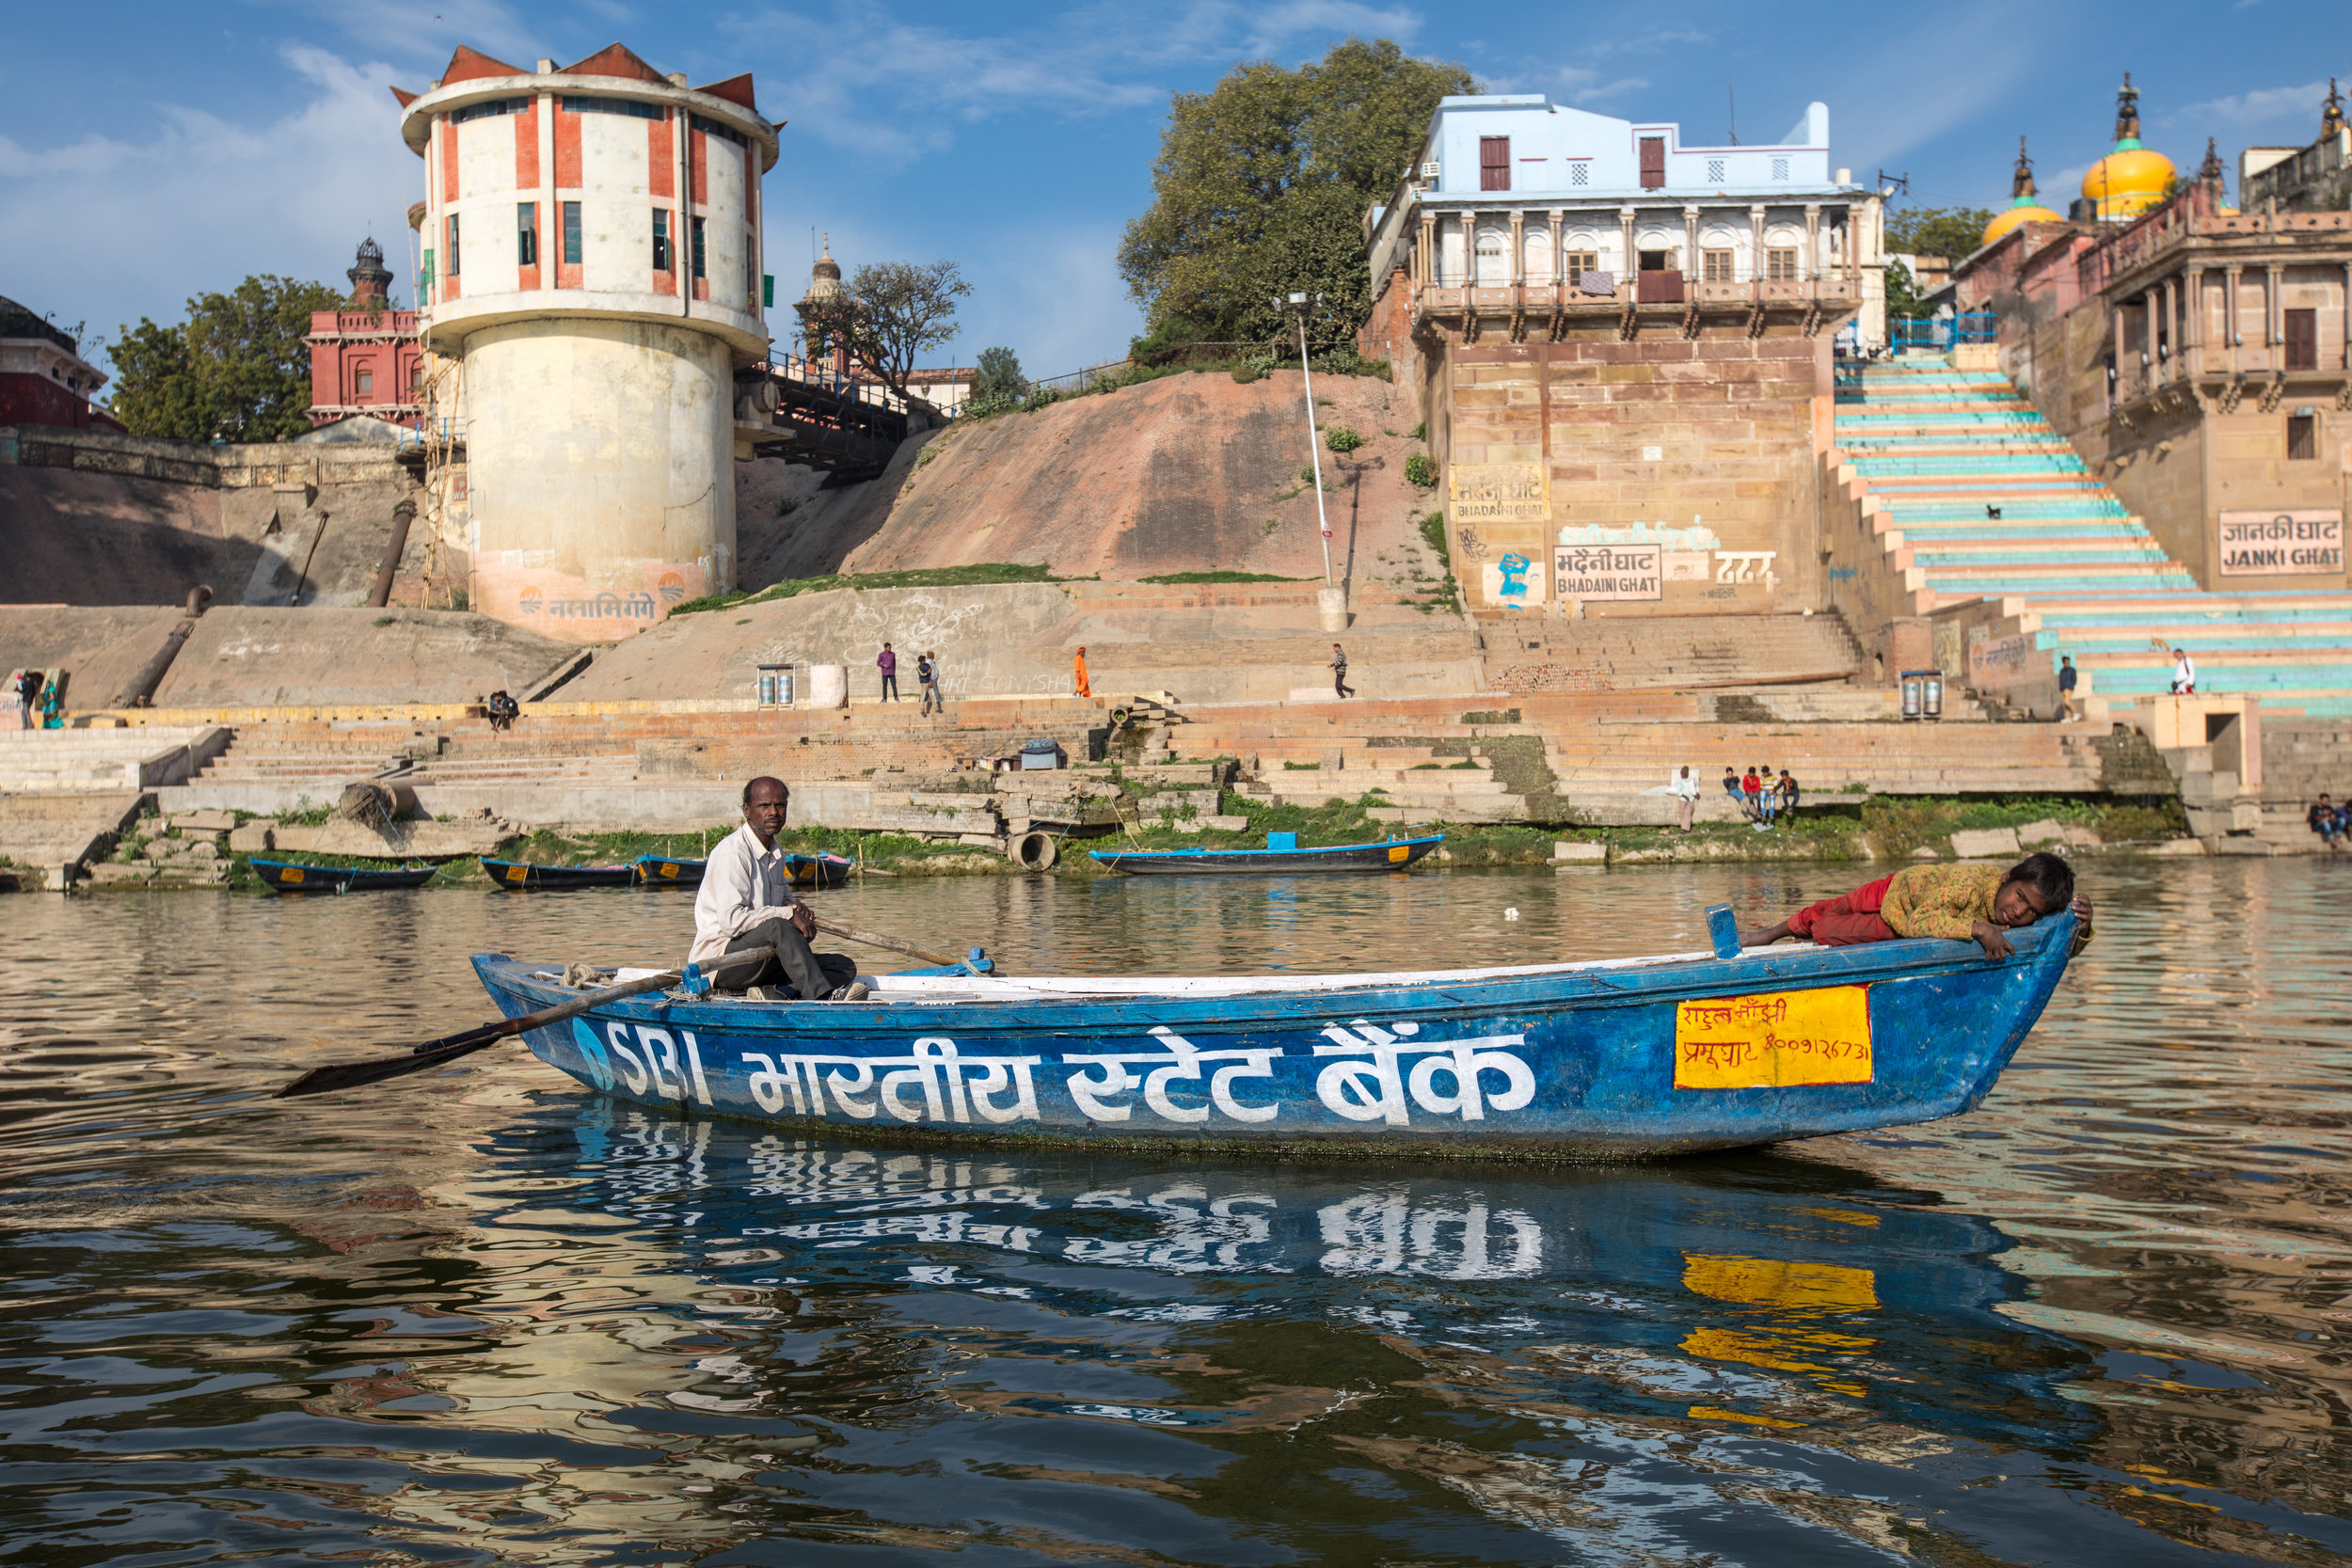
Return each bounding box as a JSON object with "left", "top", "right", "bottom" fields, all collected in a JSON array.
[
  {"left": 474, "top": 552, "right": 709, "bottom": 643},
  {"left": 1967, "top": 632, "right": 2037, "bottom": 689},
  {"left": 2218, "top": 510, "right": 2344, "bottom": 577},
  {"left": 1481, "top": 551, "right": 1547, "bottom": 607}
]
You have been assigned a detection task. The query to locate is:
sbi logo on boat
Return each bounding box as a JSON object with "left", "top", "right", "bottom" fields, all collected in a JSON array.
[{"left": 568, "top": 1017, "right": 1537, "bottom": 1128}]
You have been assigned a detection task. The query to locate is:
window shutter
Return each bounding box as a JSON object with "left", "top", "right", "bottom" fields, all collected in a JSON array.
[
  {"left": 1480, "top": 136, "right": 1511, "bottom": 192},
  {"left": 1639, "top": 136, "right": 1666, "bottom": 190},
  {"left": 2284, "top": 309, "right": 2317, "bottom": 372}
]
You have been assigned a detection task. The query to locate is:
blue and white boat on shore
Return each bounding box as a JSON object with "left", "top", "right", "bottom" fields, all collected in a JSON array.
[{"left": 471, "top": 910, "right": 2082, "bottom": 1159}]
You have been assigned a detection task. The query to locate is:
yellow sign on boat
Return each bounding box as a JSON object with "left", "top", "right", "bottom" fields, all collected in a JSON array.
[
  {"left": 506, "top": 863, "right": 529, "bottom": 883},
  {"left": 281, "top": 865, "right": 304, "bottom": 883},
  {"left": 1388, "top": 845, "right": 1409, "bottom": 863},
  {"left": 1673, "top": 986, "right": 1872, "bottom": 1089}
]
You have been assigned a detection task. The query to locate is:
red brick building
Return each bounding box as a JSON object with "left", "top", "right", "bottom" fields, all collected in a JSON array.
[
  {"left": 307, "top": 238, "right": 425, "bottom": 427},
  {"left": 0, "top": 294, "right": 124, "bottom": 431}
]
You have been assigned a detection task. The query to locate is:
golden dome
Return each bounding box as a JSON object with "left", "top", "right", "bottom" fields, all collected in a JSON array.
[
  {"left": 1983, "top": 202, "right": 2061, "bottom": 245},
  {"left": 2082, "top": 146, "right": 2175, "bottom": 217}
]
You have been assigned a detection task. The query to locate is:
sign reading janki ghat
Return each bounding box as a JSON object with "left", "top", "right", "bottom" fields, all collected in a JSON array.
[{"left": 2218, "top": 511, "right": 2344, "bottom": 578}]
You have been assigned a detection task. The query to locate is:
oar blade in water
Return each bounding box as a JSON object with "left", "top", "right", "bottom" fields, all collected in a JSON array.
[{"left": 274, "top": 1032, "right": 511, "bottom": 1099}]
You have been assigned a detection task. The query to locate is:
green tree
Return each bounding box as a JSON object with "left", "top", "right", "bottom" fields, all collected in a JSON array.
[
  {"left": 108, "top": 274, "right": 345, "bottom": 441},
  {"left": 1883, "top": 205, "right": 1998, "bottom": 260},
  {"left": 1884, "top": 260, "right": 1929, "bottom": 322},
  {"left": 799, "top": 261, "right": 971, "bottom": 403},
  {"left": 971, "top": 345, "right": 1027, "bottom": 401},
  {"left": 1119, "top": 38, "right": 1473, "bottom": 351}
]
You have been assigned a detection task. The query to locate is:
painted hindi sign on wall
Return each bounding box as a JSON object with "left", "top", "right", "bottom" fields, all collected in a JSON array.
[
  {"left": 1448, "top": 463, "right": 1551, "bottom": 524},
  {"left": 2217, "top": 510, "right": 2344, "bottom": 577},
  {"left": 1554, "top": 545, "right": 1662, "bottom": 601}
]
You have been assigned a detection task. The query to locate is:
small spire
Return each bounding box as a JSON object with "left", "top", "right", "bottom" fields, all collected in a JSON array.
[
  {"left": 2113, "top": 71, "right": 2141, "bottom": 145},
  {"left": 2199, "top": 136, "right": 2225, "bottom": 183},
  {"left": 2011, "top": 135, "right": 2037, "bottom": 201},
  {"left": 2324, "top": 78, "right": 2345, "bottom": 138}
]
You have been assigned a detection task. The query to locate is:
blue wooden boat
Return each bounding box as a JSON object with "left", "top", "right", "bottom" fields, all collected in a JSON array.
[
  {"left": 482, "top": 858, "right": 634, "bottom": 890},
  {"left": 471, "top": 910, "right": 2082, "bottom": 1159},
  {"left": 252, "top": 857, "right": 437, "bottom": 894},
  {"left": 633, "top": 854, "right": 705, "bottom": 887},
  {"left": 787, "top": 850, "right": 853, "bottom": 889},
  {"left": 1093, "top": 831, "right": 1443, "bottom": 876}
]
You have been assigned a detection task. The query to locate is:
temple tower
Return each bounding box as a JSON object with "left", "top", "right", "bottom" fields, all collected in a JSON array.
[{"left": 393, "top": 43, "right": 779, "bottom": 641}]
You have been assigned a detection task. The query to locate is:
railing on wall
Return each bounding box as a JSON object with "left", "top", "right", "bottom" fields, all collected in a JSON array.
[{"left": 1892, "top": 311, "right": 1997, "bottom": 353}]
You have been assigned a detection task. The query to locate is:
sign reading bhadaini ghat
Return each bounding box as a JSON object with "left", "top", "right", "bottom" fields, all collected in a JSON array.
[
  {"left": 1448, "top": 463, "right": 1550, "bottom": 523},
  {"left": 1554, "top": 544, "right": 1662, "bottom": 601},
  {"left": 2218, "top": 510, "right": 2344, "bottom": 577}
]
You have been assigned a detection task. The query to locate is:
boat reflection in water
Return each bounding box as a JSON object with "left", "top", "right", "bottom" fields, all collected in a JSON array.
[{"left": 406, "top": 1105, "right": 2147, "bottom": 1564}]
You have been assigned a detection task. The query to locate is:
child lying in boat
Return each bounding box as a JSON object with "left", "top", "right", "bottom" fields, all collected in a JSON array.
[{"left": 1741, "top": 851, "right": 2092, "bottom": 960}]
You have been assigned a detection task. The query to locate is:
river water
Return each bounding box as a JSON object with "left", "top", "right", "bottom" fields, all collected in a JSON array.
[{"left": 4, "top": 859, "right": 2349, "bottom": 1566}]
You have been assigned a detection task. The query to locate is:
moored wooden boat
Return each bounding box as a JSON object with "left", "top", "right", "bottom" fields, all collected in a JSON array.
[
  {"left": 633, "top": 854, "right": 706, "bottom": 887},
  {"left": 1093, "top": 832, "right": 1443, "bottom": 876},
  {"left": 473, "top": 911, "right": 2083, "bottom": 1159},
  {"left": 253, "top": 858, "right": 437, "bottom": 894},
  {"left": 481, "top": 858, "right": 635, "bottom": 890},
  {"left": 786, "top": 850, "right": 853, "bottom": 889}
]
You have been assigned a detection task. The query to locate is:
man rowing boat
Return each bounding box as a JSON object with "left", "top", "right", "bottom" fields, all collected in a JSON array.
[
  {"left": 691, "top": 777, "right": 868, "bottom": 1001},
  {"left": 1741, "top": 851, "right": 2092, "bottom": 960}
]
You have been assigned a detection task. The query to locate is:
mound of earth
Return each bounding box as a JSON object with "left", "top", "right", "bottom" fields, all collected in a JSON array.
[{"left": 731, "top": 369, "right": 1432, "bottom": 587}]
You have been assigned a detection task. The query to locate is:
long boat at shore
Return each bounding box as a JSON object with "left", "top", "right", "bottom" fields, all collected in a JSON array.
[
  {"left": 630, "top": 852, "right": 851, "bottom": 889},
  {"left": 470, "top": 911, "right": 2082, "bottom": 1158},
  {"left": 482, "top": 859, "right": 634, "bottom": 890},
  {"left": 252, "top": 858, "right": 437, "bottom": 894},
  {"left": 1093, "top": 832, "right": 1444, "bottom": 876}
]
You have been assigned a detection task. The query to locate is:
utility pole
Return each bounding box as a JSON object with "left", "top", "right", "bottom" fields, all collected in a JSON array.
[{"left": 1283, "top": 291, "right": 1334, "bottom": 584}]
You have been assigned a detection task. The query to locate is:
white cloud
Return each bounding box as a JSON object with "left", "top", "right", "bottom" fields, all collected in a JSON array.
[
  {"left": 723, "top": 1, "right": 1433, "bottom": 159},
  {"left": 2172, "top": 79, "right": 2330, "bottom": 133},
  {"left": 0, "top": 44, "right": 420, "bottom": 374},
  {"left": 1555, "top": 66, "right": 1649, "bottom": 107}
]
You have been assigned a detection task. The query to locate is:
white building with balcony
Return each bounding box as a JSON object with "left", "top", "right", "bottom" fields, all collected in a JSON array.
[{"left": 1363, "top": 95, "right": 1885, "bottom": 356}]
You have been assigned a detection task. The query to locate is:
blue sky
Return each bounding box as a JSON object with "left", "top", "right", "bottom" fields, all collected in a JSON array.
[{"left": 1, "top": 0, "right": 2342, "bottom": 388}]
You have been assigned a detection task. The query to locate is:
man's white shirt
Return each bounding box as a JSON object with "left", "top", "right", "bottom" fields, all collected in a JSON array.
[{"left": 690, "top": 821, "right": 800, "bottom": 964}]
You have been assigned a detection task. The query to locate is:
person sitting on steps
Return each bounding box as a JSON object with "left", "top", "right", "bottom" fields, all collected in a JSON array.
[
  {"left": 1741, "top": 851, "right": 2092, "bottom": 960},
  {"left": 485, "top": 689, "right": 520, "bottom": 733},
  {"left": 690, "top": 776, "right": 868, "bottom": 1002}
]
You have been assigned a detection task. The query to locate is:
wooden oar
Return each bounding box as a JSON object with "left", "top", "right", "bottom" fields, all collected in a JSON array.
[{"left": 272, "top": 917, "right": 974, "bottom": 1101}]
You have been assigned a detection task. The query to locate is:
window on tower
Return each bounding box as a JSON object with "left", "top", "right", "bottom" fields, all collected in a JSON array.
[
  {"left": 563, "top": 201, "right": 582, "bottom": 265},
  {"left": 652, "top": 211, "right": 671, "bottom": 272},
  {"left": 517, "top": 202, "right": 538, "bottom": 267},
  {"left": 691, "top": 216, "right": 707, "bottom": 278},
  {"left": 356, "top": 368, "right": 373, "bottom": 396},
  {"left": 446, "top": 214, "right": 461, "bottom": 277}
]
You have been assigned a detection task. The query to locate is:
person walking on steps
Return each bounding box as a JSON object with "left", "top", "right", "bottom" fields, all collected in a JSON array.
[
  {"left": 1073, "top": 646, "right": 1090, "bottom": 699},
  {"left": 877, "top": 643, "right": 899, "bottom": 703},
  {"left": 2056, "top": 656, "right": 2078, "bottom": 722},
  {"left": 2170, "top": 647, "right": 2197, "bottom": 696},
  {"left": 1331, "top": 643, "right": 1355, "bottom": 699},
  {"left": 689, "top": 777, "right": 868, "bottom": 1002},
  {"left": 1670, "top": 766, "right": 1699, "bottom": 832}
]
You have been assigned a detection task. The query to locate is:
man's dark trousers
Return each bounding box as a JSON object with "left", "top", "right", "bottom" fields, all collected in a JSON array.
[
  {"left": 881, "top": 673, "right": 898, "bottom": 701},
  {"left": 723, "top": 912, "right": 859, "bottom": 998}
]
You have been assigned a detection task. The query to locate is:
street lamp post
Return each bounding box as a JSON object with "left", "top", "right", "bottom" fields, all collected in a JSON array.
[{"left": 1282, "top": 292, "right": 1334, "bottom": 585}]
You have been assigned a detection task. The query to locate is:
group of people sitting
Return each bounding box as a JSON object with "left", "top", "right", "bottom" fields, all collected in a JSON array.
[
  {"left": 2308, "top": 793, "right": 2352, "bottom": 848},
  {"left": 1724, "top": 766, "right": 1800, "bottom": 829},
  {"left": 484, "top": 689, "right": 521, "bottom": 733}
]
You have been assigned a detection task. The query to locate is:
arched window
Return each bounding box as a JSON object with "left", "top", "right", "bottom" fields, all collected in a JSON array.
[
  {"left": 1473, "top": 225, "right": 1510, "bottom": 286},
  {"left": 1522, "top": 226, "right": 1552, "bottom": 282}
]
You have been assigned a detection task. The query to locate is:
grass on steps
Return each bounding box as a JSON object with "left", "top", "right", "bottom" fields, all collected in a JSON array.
[{"left": 669, "top": 563, "right": 1069, "bottom": 617}]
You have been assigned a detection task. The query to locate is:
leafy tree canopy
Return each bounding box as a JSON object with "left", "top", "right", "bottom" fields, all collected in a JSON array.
[
  {"left": 800, "top": 261, "right": 971, "bottom": 403},
  {"left": 108, "top": 275, "right": 346, "bottom": 441},
  {"left": 1119, "top": 38, "right": 1473, "bottom": 350},
  {"left": 971, "top": 345, "right": 1027, "bottom": 401},
  {"left": 1884, "top": 206, "right": 1998, "bottom": 261}
]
